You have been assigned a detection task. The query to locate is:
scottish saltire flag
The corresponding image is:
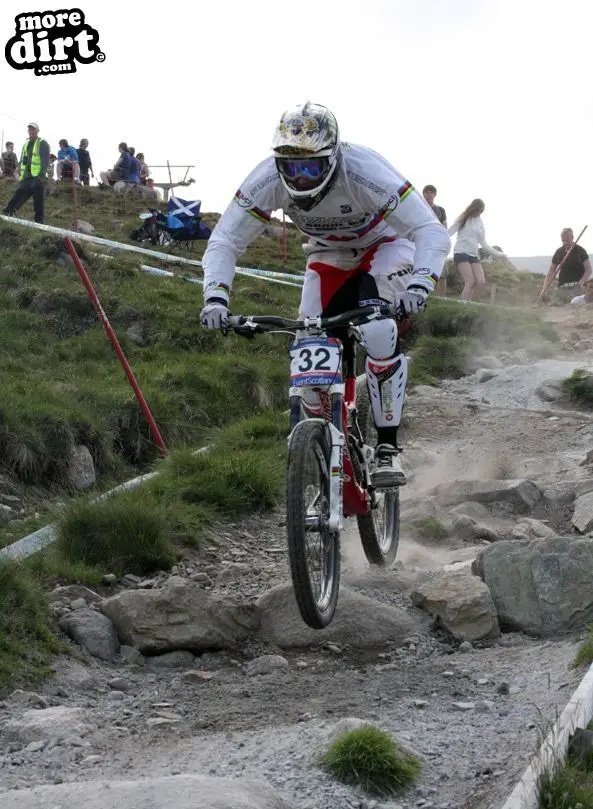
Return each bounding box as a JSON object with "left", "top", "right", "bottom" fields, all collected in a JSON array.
[{"left": 167, "top": 197, "right": 202, "bottom": 221}]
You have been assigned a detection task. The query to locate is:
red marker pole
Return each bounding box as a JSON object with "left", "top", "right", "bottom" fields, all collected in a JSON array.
[{"left": 64, "top": 237, "right": 168, "bottom": 457}]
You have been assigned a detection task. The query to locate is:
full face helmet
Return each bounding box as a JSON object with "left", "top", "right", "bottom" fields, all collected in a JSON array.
[{"left": 272, "top": 102, "right": 341, "bottom": 210}]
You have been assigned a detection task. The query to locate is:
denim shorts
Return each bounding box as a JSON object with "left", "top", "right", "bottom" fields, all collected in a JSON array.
[{"left": 454, "top": 253, "right": 480, "bottom": 265}]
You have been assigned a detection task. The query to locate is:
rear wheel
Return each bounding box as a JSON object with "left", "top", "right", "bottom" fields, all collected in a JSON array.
[
  {"left": 286, "top": 420, "right": 340, "bottom": 628},
  {"left": 354, "top": 375, "right": 400, "bottom": 566}
]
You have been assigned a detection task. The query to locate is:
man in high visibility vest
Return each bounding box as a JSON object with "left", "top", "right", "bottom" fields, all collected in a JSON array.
[{"left": 3, "top": 123, "right": 51, "bottom": 224}]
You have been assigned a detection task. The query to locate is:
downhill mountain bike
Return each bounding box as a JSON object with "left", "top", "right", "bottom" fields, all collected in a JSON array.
[{"left": 228, "top": 304, "right": 403, "bottom": 629}]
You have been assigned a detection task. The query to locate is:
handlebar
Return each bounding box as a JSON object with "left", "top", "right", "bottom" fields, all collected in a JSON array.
[{"left": 227, "top": 304, "right": 405, "bottom": 338}]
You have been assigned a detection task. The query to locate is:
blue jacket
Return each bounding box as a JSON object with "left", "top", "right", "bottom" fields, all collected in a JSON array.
[{"left": 57, "top": 146, "right": 79, "bottom": 162}]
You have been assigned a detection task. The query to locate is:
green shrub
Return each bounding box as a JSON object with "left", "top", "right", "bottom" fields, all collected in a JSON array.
[
  {"left": 56, "top": 490, "right": 176, "bottom": 576},
  {"left": 409, "top": 335, "right": 477, "bottom": 386},
  {"left": 562, "top": 369, "right": 593, "bottom": 408},
  {"left": 320, "top": 725, "right": 421, "bottom": 798},
  {"left": 572, "top": 627, "right": 593, "bottom": 669}
]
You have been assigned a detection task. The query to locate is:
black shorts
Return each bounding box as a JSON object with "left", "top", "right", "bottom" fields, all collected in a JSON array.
[{"left": 454, "top": 253, "right": 480, "bottom": 265}]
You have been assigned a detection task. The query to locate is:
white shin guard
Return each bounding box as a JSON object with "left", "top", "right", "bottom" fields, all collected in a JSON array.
[{"left": 365, "top": 353, "right": 407, "bottom": 429}]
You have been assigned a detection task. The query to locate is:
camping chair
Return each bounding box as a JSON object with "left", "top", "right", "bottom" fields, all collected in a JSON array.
[{"left": 129, "top": 196, "right": 211, "bottom": 251}]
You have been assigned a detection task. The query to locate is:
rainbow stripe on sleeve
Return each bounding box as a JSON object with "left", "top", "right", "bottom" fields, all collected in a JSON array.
[{"left": 397, "top": 180, "right": 413, "bottom": 202}]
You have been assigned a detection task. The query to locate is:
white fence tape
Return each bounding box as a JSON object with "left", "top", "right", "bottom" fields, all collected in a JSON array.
[{"left": 0, "top": 214, "right": 305, "bottom": 288}]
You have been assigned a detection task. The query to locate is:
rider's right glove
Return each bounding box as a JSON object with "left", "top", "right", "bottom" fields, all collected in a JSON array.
[
  {"left": 200, "top": 299, "right": 229, "bottom": 333},
  {"left": 396, "top": 286, "right": 428, "bottom": 316}
]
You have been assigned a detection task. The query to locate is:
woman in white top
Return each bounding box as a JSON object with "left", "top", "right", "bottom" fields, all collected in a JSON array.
[{"left": 448, "top": 198, "right": 504, "bottom": 301}]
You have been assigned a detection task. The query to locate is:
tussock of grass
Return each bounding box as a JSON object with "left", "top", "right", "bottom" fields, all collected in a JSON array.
[
  {"left": 417, "top": 298, "right": 557, "bottom": 346},
  {"left": 539, "top": 759, "right": 593, "bottom": 808},
  {"left": 56, "top": 489, "right": 177, "bottom": 577},
  {"left": 562, "top": 369, "right": 593, "bottom": 408},
  {"left": 320, "top": 725, "right": 421, "bottom": 798},
  {"left": 408, "top": 334, "right": 477, "bottom": 386},
  {"left": 407, "top": 517, "right": 449, "bottom": 541},
  {"left": 572, "top": 627, "right": 593, "bottom": 669},
  {"left": 0, "top": 560, "right": 61, "bottom": 696}
]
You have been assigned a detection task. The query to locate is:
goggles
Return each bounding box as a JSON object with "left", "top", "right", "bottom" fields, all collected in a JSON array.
[{"left": 276, "top": 156, "right": 329, "bottom": 181}]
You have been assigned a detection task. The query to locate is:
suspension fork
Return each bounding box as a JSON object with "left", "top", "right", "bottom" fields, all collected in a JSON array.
[{"left": 328, "top": 390, "right": 345, "bottom": 533}]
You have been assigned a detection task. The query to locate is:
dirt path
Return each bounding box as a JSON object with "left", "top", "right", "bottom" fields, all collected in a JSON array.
[{"left": 2, "top": 325, "right": 593, "bottom": 809}]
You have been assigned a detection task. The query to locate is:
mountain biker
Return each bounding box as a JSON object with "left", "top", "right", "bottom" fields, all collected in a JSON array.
[{"left": 200, "top": 102, "right": 450, "bottom": 487}]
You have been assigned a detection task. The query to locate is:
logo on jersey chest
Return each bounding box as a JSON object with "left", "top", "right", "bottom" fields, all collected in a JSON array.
[{"left": 287, "top": 205, "right": 370, "bottom": 233}]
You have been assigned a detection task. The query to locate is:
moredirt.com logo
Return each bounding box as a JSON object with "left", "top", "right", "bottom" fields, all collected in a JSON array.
[{"left": 5, "top": 8, "right": 105, "bottom": 76}]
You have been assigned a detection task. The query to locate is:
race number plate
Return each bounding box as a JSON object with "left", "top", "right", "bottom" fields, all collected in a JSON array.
[{"left": 289, "top": 336, "right": 342, "bottom": 387}]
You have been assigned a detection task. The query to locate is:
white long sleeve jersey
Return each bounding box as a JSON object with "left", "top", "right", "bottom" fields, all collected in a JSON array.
[{"left": 203, "top": 143, "right": 451, "bottom": 304}]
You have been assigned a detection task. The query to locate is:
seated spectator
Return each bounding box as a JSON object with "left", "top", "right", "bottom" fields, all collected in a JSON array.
[
  {"left": 77, "top": 139, "right": 94, "bottom": 186},
  {"left": 56, "top": 139, "right": 81, "bottom": 183},
  {"left": 571, "top": 278, "right": 593, "bottom": 305},
  {"left": 100, "top": 142, "right": 132, "bottom": 187},
  {"left": 48, "top": 154, "right": 57, "bottom": 180},
  {"left": 127, "top": 147, "right": 141, "bottom": 185},
  {"left": 136, "top": 152, "right": 150, "bottom": 185},
  {"left": 1, "top": 142, "right": 19, "bottom": 180}
]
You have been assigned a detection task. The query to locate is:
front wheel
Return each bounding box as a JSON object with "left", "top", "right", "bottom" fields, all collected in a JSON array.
[
  {"left": 355, "top": 375, "right": 400, "bottom": 566},
  {"left": 286, "top": 419, "right": 340, "bottom": 629}
]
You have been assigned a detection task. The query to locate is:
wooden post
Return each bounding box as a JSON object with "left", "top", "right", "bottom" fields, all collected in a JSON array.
[{"left": 489, "top": 283, "right": 497, "bottom": 304}]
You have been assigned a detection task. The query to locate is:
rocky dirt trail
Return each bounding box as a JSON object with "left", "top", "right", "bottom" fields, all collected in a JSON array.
[{"left": 3, "top": 308, "right": 593, "bottom": 809}]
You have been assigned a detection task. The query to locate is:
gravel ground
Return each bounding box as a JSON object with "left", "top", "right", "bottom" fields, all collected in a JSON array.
[
  {"left": 441, "top": 357, "right": 593, "bottom": 412},
  {"left": 0, "top": 636, "right": 583, "bottom": 809}
]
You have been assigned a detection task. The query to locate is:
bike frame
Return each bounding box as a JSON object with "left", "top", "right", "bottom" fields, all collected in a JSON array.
[{"left": 288, "top": 329, "right": 373, "bottom": 534}]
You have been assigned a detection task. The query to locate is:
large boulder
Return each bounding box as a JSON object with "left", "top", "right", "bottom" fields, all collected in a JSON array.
[
  {"left": 256, "top": 583, "right": 418, "bottom": 649},
  {"left": 410, "top": 570, "right": 500, "bottom": 641},
  {"left": 101, "top": 576, "right": 259, "bottom": 654},
  {"left": 432, "top": 479, "right": 541, "bottom": 513},
  {"left": 472, "top": 536, "right": 593, "bottom": 636},
  {"left": 0, "top": 774, "right": 297, "bottom": 809}
]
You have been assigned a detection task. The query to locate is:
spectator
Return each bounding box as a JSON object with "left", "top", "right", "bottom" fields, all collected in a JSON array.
[
  {"left": 1, "top": 142, "right": 18, "bottom": 180},
  {"left": 77, "top": 139, "right": 94, "bottom": 186},
  {"left": 136, "top": 152, "right": 150, "bottom": 185},
  {"left": 2, "top": 123, "right": 50, "bottom": 224},
  {"left": 448, "top": 198, "right": 505, "bottom": 301},
  {"left": 423, "top": 184, "right": 448, "bottom": 295},
  {"left": 56, "top": 138, "right": 81, "bottom": 183},
  {"left": 127, "top": 146, "right": 141, "bottom": 185},
  {"left": 99, "top": 142, "right": 131, "bottom": 187},
  {"left": 571, "top": 278, "right": 593, "bottom": 305},
  {"left": 540, "top": 228, "right": 592, "bottom": 305}
]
